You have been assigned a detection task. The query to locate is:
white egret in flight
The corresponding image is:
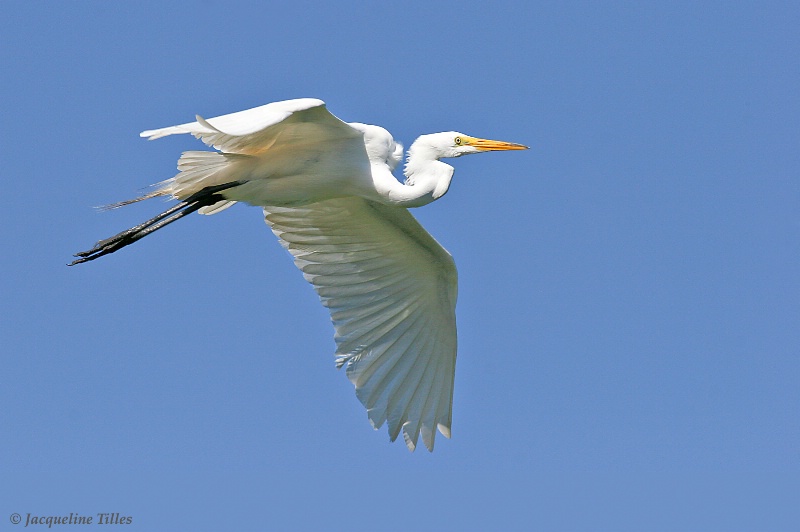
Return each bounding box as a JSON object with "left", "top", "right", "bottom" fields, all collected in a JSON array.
[{"left": 71, "top": 98, "right": 527, "bottom": 451}]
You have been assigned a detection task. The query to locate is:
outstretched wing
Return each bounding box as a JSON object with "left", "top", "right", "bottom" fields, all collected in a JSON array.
[
  {"left": 265, "top": 198, "right": 458, "bottom": 452},
  {"left": 140, "top": 98, "right": 361, "bottom": 155},
  {"left": 137, "top": 98, "right": 369, "bottom": 213}
]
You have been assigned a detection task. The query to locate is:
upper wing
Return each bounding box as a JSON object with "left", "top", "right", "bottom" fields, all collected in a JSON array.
[
  {"left": 140, "top": 98, "right": 361, "bottom": 155},
  {"left": 264, "top": 198, "right": 458, "bottom": 452}
]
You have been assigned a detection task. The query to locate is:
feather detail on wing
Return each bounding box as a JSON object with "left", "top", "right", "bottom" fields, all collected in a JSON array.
[
  {"left": 264, "top": 198, "right": 458, "bottom": 452},
  {"left": 140, "top": 98, "right": 362, "bottom": 155}
]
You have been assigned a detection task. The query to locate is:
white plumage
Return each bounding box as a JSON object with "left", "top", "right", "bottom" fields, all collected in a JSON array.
[
  {"left": 266, "top": 198, "right": 457, "bottom": 451},
  {"left": 73, "top": 98, "right": 527, "bottom": 451}
]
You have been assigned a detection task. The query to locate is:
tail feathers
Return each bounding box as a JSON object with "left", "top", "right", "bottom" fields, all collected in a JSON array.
[
  {"left": 166, "top": 151, "right": 247, "bottom": 213},
  {"left": 72, "top": 148, "right": 249, "bottom": 264},
  {"left": 69, "top": 182, "right": 243, "bottom": 265},
  {"left": 96, "top": 189, "right": 168, "bottom": 211},
  {"left": 102, "top": 151, "right": 244, "bottom": 216},
  {"left": 198, "top": 200, "right": 237, "bottom": 215}
]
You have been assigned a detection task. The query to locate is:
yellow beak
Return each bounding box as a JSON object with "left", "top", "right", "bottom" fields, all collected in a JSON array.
[{"left": 464, "top": 136, "right": 529, "bottom": 151}]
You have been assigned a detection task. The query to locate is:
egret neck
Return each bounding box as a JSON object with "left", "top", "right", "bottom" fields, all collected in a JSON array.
[{"left": 371, "top": 139, "right": 454, "bottom": 208}]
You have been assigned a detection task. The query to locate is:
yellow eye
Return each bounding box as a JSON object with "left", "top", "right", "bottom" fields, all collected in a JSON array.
[{"left": 454, "top": 136, "right": 462, "bottom": 145}]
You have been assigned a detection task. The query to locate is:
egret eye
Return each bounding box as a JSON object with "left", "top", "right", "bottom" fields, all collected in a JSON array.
[{"left": 454, "top": 136, "right": 462, "bottom": 145}]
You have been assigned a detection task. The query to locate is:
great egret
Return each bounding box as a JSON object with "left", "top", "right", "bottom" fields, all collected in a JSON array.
[{"left": 71, "top": 98, "right": 527, "bottom": 451}]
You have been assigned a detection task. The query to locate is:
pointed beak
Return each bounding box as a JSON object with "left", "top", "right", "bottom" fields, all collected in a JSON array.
[{"left": 464, "top": 136, "right": 529, "bottom": 152}]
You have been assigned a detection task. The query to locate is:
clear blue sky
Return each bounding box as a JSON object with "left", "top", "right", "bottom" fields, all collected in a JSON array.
[{"left": 2, "top": 2, "right": 798, "bottom": 531}]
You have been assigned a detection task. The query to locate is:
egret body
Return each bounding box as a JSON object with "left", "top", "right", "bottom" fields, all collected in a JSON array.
[{"left": 72, "top": 98, "right": 527, "bottom": 451}]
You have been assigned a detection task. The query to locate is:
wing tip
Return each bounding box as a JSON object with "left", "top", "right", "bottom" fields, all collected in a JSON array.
[
  {"left": 399, "top": 421, "right": 452, "bottom": 452},
  {"left": 138, "top": 97, "right": 329, "bottom": 141},
  {"left": 402, "top": 430, "right": 418, "bottom": 452},
  {"left": 139, "top": 126, "right": 190, "bottom": 140}
]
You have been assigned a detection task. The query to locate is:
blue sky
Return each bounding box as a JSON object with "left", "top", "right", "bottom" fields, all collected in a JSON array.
[{"left": 2, "top": 2, "right": 798, "bottom": 530}]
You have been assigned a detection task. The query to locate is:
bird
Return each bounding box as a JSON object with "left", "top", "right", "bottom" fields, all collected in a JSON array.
[{"left": 71, "top": 98, "right": 527, "bottom": 451}]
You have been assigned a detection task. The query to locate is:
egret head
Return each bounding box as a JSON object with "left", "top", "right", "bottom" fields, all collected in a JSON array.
[{"left": 413, "top": 131, "right": 528, "bottom": 159}]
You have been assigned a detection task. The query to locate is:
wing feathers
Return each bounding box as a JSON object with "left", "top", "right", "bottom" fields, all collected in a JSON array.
[
  {"left": 336, "top": 297, "right": 422, "bottom": 357},
  {"left": 264, "top": 197, "right": 457, "bottom": 451},
  {"left": 362, "top": 320, "right": 433, "bottom": 435},
  {"left": 385, "top": 330, "right": 437, "bottom": 440},
  {"left": 137, "top": 99, "right": 459, "bottom": 452},
  {"left": 345, "top": 300, "right": 426, "bottom": 389},
  {"left": 397, "top": 333, "right": 441, "bottom": 450},
  {"left": 141, "top": 98, "right": 361, "bottom": 156}
]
